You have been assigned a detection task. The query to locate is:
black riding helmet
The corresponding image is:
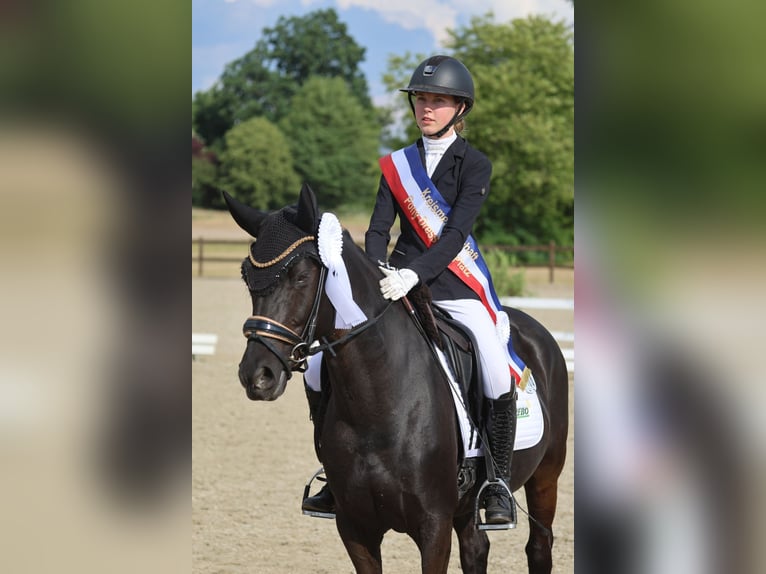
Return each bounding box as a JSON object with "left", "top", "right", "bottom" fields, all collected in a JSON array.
[{"left": 401, "top": 55, "right": 475, "bottom": 138}]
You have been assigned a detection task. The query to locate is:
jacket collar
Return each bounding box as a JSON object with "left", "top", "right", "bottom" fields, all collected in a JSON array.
[{"left": 417, "top": 135, "right": 466, "bottom": 182}]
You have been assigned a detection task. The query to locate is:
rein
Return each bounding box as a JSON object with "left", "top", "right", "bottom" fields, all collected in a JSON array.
[{"left": 306, "top": 301, "right": 393, "bottom": 358}]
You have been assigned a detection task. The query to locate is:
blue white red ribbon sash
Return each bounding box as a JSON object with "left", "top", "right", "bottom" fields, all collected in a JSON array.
[{"left": 379, "top": 144, "right": 529, "bottom": 386}]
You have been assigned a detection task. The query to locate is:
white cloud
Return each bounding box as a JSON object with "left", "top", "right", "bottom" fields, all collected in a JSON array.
[
  {"left": 195, "top": 0, "right": 573, "bottom": 95},
  {"left": 218, "top": 0, "right": 572, "bottom": 52},
  {"left": 332, "top": 0, "right": 457, "bottom": 46},
  {"left": 323, "top": 0, "right": 572, "bottom": 47},
  {"left": 474, "top": 0, "right": 573, "bottom": 24},
  {"left": 224, "top": 0, "right": 280, "bottom": 5}
]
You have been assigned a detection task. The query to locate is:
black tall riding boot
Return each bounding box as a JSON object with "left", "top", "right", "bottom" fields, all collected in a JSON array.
[
  {"left": 301, "top": 386, "right": 335, "bottom": 514},
  {"left": 484, "top": 390, "right": 518, "bottom": 525}
]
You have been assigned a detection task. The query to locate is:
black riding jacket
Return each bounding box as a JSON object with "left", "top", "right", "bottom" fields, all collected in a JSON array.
[{"left": 365, "top": 136, "right": 493, "bottom": 301}]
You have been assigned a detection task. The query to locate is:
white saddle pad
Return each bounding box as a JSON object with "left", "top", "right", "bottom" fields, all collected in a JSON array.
[{"left": 435, "top": 348, "right": 544, "bottom": 458}]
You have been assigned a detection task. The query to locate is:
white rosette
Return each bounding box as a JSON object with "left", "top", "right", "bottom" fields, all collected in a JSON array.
[
  {"left": 496, "top": 309, "right": 511, "bottom": 345},
  {"left": 317, "top": 212, "right": 344, "bottom": 270},
  {"left": 317, "top": 212, "right": 367, "bottom": 329}
]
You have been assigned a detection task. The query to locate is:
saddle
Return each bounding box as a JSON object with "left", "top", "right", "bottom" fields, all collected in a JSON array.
[
  {"left": 432, "top": 306, "right": 486, "bottom": 426},
  {"left": 407, "top": 286, "right": 486, "bottom": 435},
  {"left": 405, "top": 286, "right": 489, "bottom": 500}
]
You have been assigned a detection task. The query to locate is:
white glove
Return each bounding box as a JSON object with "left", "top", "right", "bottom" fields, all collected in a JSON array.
[{"left": 378, "top": 267, "right": 419, "bottom": 301}]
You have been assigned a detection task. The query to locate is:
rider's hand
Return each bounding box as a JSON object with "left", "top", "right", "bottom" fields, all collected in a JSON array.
[{"left": 378, "top": 267, "right": 419, "bottom": 301}]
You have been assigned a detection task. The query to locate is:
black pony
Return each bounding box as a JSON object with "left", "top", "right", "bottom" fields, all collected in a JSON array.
[{"left": 224, "top": 184, "right": 569, "bottom": 574}]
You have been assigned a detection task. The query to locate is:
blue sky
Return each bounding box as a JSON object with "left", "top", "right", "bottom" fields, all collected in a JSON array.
[{"left": 192, "top": 0, "right": 573, "bottom": 106}]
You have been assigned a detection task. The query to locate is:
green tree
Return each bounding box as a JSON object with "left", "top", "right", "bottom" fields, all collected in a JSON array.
[
  {"left": 279, "top": 76, "right": 381, "bottom": 210},
  {"left": 449, "top": 14, "right": 574, "bottom": 246},
  {"left": 218, "top": 117, "right": 300, "bottom": 210},
  {"left": 192, "top": 88, "right": 238, "bottom": 154},
  {"left": 380, "top": 52, "right": 428, "bottom": 152},
  {"left": 192, "top": 8, "right": 371, "bottom": 147},
  {"left": 192, "top": 134, "right": 219, "bottom": 207}
]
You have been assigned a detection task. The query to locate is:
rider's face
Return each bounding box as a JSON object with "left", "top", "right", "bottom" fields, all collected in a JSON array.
[{"left": 413, "top": 92, "right": 463, "bottom": 139}]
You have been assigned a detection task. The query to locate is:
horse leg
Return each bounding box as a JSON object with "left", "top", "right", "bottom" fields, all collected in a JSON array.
[
  {"left": 523, "top": 474, "right": 560, "bottom": 574},
  {"left": 452, "top": 511, "right": 489, "bottom": 574},
  {"left": 411, "top": 519, "right": 454, "bottom": 574},
  {"left": 335, "top": 516, "right": 384, "bottom": 574}
]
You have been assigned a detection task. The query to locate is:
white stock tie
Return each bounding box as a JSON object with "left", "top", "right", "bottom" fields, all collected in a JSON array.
[{"left": 423, "top": 133, "right": 457, "bottom": 177}]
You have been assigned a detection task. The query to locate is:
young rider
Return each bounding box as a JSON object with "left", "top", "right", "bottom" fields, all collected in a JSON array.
[{"left": 303, "top": 55, "right": 518, "bottom": 526}]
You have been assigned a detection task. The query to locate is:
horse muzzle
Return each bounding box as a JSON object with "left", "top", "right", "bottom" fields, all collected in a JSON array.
[
  {"left": 239, "top": 365, "right": 289, "bottom": 401},
  {"left": 238, "top": 315, "right": 309, "bottom": 401}
]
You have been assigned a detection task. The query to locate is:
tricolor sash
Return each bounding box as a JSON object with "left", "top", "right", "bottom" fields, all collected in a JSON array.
[{"left": 379, "top": 144, "right": 530, "bottom": 386}]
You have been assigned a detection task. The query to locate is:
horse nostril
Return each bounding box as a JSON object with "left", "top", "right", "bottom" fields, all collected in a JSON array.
[{"left": 253, "top": 366, "right": 274, "bottom": 390}]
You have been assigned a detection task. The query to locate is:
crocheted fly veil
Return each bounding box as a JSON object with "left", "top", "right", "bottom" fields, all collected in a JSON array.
[{"left": 241, "top": 205, "right": 319, "bottom": 296}]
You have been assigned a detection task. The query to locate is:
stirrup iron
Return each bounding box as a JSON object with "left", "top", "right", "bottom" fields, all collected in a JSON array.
[
  {"left": 301, "top": 467, "right": 335, "bottom": 519},
  {"left": 475, "top": 478, "right": 516, "bottom": 531}
]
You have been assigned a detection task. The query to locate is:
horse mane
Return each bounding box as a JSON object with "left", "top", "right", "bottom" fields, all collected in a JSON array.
[
  {"left": 409, "top": 285, "right": 443, "bottom": 349},
  {"left": 339, "top": 228, "right": 375, "bottom": 272}
]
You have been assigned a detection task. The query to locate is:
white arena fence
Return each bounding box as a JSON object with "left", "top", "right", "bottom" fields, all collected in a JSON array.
[
  {"left": 500, "top": 297, "right": 575, "bottom": 374},
  {"left": 192, "top": 299, "right": 573, "bottom": 372},
  {"left": 193, "top": 333, "right": 218, "bottom": 359}
]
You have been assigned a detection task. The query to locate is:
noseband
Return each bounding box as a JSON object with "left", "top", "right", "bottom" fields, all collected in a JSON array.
[{"left": 242, "top": 264, "right": 327, "bottom": 375}]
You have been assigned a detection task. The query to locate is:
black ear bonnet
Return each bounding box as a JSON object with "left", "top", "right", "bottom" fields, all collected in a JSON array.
[{"left": 241, "top": 205, "right": 319, "bottom": 295}]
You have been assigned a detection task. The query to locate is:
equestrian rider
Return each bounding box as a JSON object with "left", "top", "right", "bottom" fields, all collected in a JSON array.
[{"left": 302, "top": 55, "right": 518, "bottom": 526}]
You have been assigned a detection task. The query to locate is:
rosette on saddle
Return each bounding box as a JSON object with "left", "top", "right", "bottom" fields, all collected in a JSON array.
[{"left": 241, "top": 205, "right": 319, "bottom": 295}]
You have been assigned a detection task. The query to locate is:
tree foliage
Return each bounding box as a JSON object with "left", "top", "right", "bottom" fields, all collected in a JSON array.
[
  {"left": 449, "top": 15, "right": 574, "bottom": 245},
  {"left": 379, "top": 16, "right": 573, "bottom": 246},
  {"left": 191, "top": 9, "right": 573, "bottom": 250},
  {"left": 192, "top": 9, "right": 370, "bottom": 147},
  {"left": 279, "top": 76, "right": 380, "bottom": 210},
  {"left": 192, "top": 134, "right": 219, "bottom": 207},
  {"left": 218, "top": 117, "right": 300, "bottom": 210},
  {"left": 379, "top": 52, "right": 428, "bottom": 152}
]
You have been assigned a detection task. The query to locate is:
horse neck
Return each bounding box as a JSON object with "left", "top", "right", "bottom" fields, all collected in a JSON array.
[
  {"left": 320, "top": 238, "right": 438, "bottom": 414},
  {"left": 316, "top": 233, "right": 386, "bottom": 324}
]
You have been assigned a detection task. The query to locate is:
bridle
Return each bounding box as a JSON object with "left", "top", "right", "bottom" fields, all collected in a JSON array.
[
  {"left": 241, "top": 254, "right": 394, "bottom": 378},
  {"left": 242, "top": 264, "right": 327, "bottom": 374}
]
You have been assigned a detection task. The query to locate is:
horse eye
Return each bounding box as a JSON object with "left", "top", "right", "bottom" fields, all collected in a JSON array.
[{"left": 294, "top": 271, "right": 311, "bottom": 286}]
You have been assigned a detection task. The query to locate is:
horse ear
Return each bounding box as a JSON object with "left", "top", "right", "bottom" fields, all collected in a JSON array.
[
  {"left": 222, "top": 190, "right": 267, "bottom": 238},
  {"left": 295, "top": 183, "right": 319, "bottom": 235}
]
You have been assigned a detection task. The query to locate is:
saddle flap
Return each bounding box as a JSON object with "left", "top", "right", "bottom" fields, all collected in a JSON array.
[{"left": 433, "top": 307, "right": 485, "bottom": 426}]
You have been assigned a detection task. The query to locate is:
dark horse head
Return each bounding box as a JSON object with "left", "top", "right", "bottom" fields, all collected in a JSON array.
[{"left": 223, "top": 183, "right": 332, "bottom": 401}]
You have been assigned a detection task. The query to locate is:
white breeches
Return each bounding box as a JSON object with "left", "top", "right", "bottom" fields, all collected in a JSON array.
[
  {"left": 303, "top": 298, "right": 513, "bottom": 399},
  {"left": 433, "top": 299, "right": 513, "bottom": 400}
]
